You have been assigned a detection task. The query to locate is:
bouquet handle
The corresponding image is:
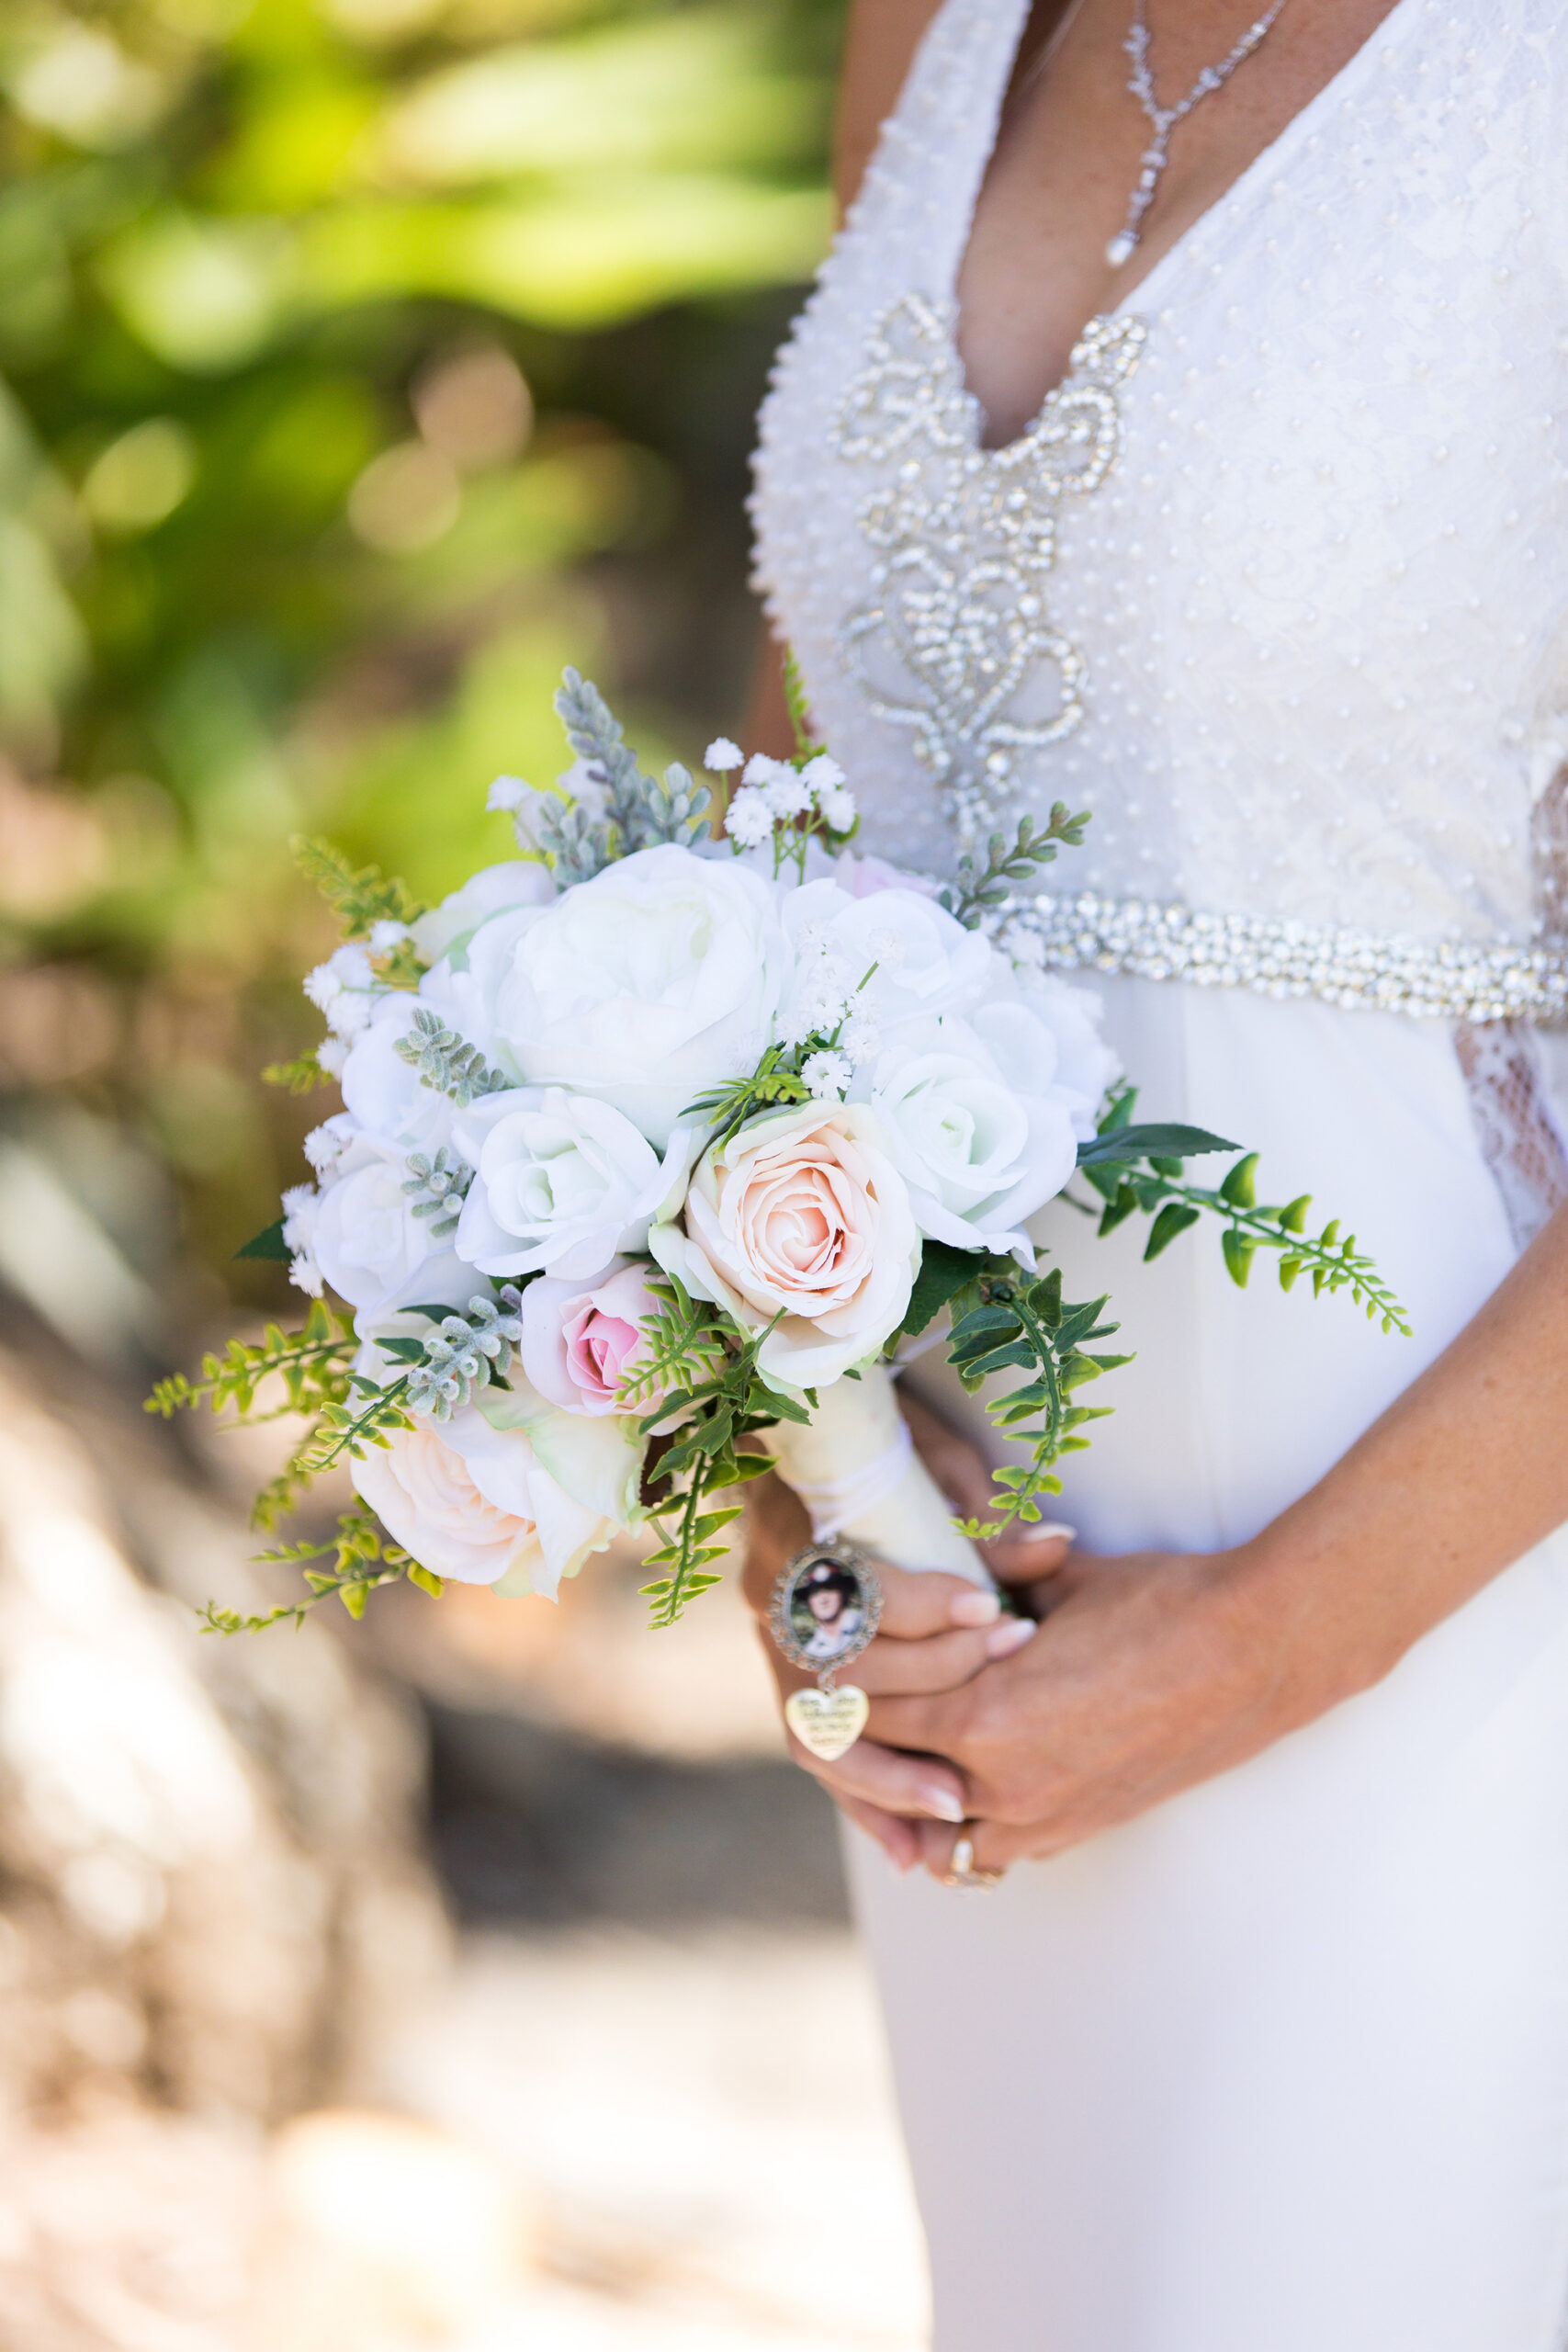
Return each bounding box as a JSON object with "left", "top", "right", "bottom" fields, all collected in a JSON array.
[{"left": 761, "top": 1362, "right": 994, "bottom": 1590}]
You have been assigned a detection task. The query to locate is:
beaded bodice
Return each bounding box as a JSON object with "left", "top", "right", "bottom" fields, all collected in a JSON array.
[{"left": 750, "top": 0, "right": 1568, "bottom": 952}]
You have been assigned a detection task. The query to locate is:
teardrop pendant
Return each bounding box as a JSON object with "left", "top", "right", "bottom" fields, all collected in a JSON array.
[{"left": 1105, "top": 230, "right": 1138, "bottom": 268}]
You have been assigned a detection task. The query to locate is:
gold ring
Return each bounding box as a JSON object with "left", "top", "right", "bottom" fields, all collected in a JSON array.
[{"left": 942, "top": 1831, "right": 1003, "bottom": 1890}]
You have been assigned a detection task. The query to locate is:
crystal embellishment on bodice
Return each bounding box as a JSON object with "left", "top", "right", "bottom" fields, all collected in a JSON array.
[{"left": 829, "top": 294, "right": 1146, "bottom": 842}]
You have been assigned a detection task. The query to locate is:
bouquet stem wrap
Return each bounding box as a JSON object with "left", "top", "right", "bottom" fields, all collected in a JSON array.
[{"left": 761, "top": 1363, "right": 993, "bottom": 1591}]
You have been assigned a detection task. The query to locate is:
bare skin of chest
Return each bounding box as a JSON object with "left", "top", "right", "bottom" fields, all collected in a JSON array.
[{"left": 956, "top": 0, "right": 1402, "bottom": 446}]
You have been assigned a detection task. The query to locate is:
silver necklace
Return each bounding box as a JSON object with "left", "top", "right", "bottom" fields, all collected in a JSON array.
[{"left": 1106, "top": 0, "right": 1292, "bottom": 267}]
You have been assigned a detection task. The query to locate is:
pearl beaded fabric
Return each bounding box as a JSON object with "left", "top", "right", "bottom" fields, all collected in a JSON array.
[
  {"left": 829, "top": 294, "right": 1146, "bottom": 842},
  {"left": 998, "top": 892, "right": 1568, "bottom": 1029},
  {"left": 750, "top": 0, "right": 1568, "bottom": 962}
]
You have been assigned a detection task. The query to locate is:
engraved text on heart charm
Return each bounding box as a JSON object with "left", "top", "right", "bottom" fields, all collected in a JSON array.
[{"left": 785, "top": 1683, "right": 870, "bottom": 1763}]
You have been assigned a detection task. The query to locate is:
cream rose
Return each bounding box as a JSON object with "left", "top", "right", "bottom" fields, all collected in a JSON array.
[
  {"left": 351, "top": 1378, "right": 640, "bottom": 1599},
  {"left": 649, "top": 1102, "right": 919, "bottom": 1391}
]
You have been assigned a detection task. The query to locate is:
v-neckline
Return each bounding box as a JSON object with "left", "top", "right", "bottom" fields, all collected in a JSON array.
[{"left": 945, "top": 0, "right": 1424, "bottom": 452}]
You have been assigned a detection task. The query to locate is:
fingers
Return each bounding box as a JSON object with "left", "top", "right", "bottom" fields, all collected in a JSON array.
[
  {"left": 835, "top": 1794, "right": 923, "bottom": 1871},
  {"left": 845, "top": 1612, "right": 1035, "bottom": 1697},
  {"left": 873, "top": 1560, "right": 1005, "bottom": 1638},
  {"left": 862, "top": 1687, "right": 951, "bottom": 1755},
  {"left": 983, "top": 1522, "right": 1076, "bottom": 1592},
  {"left": 788, "top": 1730, "right": 967, "bottom": 1825}
]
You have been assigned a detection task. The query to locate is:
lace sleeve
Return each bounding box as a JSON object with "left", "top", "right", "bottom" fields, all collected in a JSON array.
[{"left": 1459, "top": 630, "right": 1568, "bottom": 1254}]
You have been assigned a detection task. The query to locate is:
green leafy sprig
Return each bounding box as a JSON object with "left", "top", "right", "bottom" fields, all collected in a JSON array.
[
  {"left": 615, "top": 1275, "right": 729, "bottom": 1412},
  {"left": 293, "top": 836, "right": 426, "bottom": 940},
  {"left": 626, "top": 1276, "right": 795, "bottom": 1626},
  {"left": 262, "top": 1046, "right": 335, "bottom": 1095},
  {"left": 146, "top": 1295, "right": 356, "bottom": 1421},
  {"left": 782, "top": 648, "right": 825, "bottom": 760},
  {"left": 898, "top": 1246, "right": 1130, "bottom": 1541},
  {"left": 1076, "top": 1090, "right": 1413, "bottom": 1333},
  {"left": 683, "top": 1043, "right": 810, "bottom": 1151},
  {"left": 940, "top": 809, "right": 1090, "bottom": 931},
  {"left": 150, "top": 1287, "right": 535, "bottom": 1621},
  {"left": 197, "top": 1506, "right": 441, "bottom": 1635},
  {"left": 292, "top": 1372, "right": 414, "bottom": 1477}
]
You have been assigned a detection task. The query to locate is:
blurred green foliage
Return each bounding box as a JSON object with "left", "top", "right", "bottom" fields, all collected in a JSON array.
[{"left": 0, "top": 0, "right": 833, "bottom": 1320}]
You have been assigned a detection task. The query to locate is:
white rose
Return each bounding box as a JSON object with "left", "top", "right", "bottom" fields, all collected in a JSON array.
[
  {"left": 350, "top": 1388, "right": 637, "bottom": 1600},
  {"left": 409, "top": 861, "right": 554, "bottom": 967},
  {"left": 463, "top": 844, "right": 791, "bottom": 1148},
  {"left": 339, "top": 995, "right": 457, "bottom": 1158},
  {"left": 310, "top": 1139, "right": 439, "bottom": 1315},
  {"left": 353, "top": 1248, "right": 496, "bottom": 1349},
  {"left": 1002, "top": 967, "right": 1122, "bottom": 1137},
  {"left": 452, "top": 1087, "right": 696, "bottom": 1281},
  {"left": 779, "top": 879, "right": 992, "bottom": 1044},
  {"left": 649, "top": 1101, "right": 919, "bottom": 1391},
  {"left": 856, "top": 1012, "right": 1078, "bottom": 1258}
]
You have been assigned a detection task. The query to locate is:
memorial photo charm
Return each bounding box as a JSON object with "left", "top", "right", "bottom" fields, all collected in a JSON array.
[{"left": 769, "top": 1543, "right": 883, "bottom": 1761}]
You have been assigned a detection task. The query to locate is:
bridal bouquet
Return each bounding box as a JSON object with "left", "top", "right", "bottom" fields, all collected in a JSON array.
[{"left": 152, "top": 669, "right": 1407, "bottom": 1634}]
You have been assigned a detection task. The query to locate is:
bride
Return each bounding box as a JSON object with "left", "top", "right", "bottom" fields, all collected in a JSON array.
[{"left": 743, "top": 0, "right": 1568, "bottom": 2345}]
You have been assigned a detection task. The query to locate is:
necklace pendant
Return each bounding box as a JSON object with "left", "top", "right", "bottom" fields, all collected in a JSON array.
[{"left": 1106, "top": 229, "right": 1139, "bottom": 268}]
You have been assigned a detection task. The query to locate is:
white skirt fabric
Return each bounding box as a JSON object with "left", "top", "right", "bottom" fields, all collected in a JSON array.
[{"left": 855, "top": 975, "right": 1568, "bottom": 2351}]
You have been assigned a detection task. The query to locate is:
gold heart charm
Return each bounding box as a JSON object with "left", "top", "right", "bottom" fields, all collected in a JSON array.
[{"left": 785, "top": 1684, "right": 869, "bottom": 1763}]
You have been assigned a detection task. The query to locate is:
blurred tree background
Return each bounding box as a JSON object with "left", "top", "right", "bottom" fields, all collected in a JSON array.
[{"left": 0, "top": 0, "right": 836, "bottom": 1346}]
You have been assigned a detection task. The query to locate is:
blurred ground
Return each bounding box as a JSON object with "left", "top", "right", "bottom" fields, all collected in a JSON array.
[
  {"left": 0, "top": 1304, "right": 928, "bottom": 2352},
  {"left": 0, "top": 1929, "right": 927, "bottom": 2352}
]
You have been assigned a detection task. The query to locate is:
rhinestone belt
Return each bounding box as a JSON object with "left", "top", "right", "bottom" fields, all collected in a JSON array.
[{"left": 998, "top": 889, "right": 1568, "bottom": 1027}]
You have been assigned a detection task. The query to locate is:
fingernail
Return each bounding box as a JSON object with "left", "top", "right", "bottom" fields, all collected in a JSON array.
[
  {"left": 1020, "top": 1520, "right": 1077, "bottom": 1544},
  {"left": 986, "top": 1614, "right": 1036, "bottom": 1658},
  {"left": 949, "top": 1589, "right": 1001, "bottom": 1627},
  {"left": 920, "top": 1787, "right": 966, "bottom": 1824}
]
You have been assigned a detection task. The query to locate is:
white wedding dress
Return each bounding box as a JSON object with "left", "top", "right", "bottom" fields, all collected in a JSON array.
[{"left": 750, "top": 2, "right": 1568, "bottom": 2345}]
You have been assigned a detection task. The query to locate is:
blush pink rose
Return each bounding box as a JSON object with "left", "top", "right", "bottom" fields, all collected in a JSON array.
[
  {"left": 350, "top": 1413, "right": 616, "bottom": 1595},
  {"left": 521, "top": 1261, "right": 663, "bottom": 1416},
  {"left": 649, "top": 1101, "right": 919, "bottom": 1390},
  {"left": 833, "top": 852, "right": 941, "bottom": 900}
]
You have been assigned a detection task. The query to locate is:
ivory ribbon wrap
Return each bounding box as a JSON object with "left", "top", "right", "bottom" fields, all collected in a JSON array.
[{"left": 761, "top": 1362, "right": 993, "bottom": 1590}]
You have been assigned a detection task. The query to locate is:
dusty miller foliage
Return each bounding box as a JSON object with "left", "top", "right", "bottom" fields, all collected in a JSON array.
[
  {"left": 392, "top": 1010, "right": 509, "bottom": 1106},
  {"left": 401, "top": 1146, "right": 472, "bottom": 1238},
  {"left": 544, "top": 667, "right": 713, "bottom": 881}
]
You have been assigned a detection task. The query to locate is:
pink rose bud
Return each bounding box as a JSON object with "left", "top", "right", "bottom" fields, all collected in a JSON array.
[{"left": 521, "top": 1261, "right": 664, "bottom": 1416}]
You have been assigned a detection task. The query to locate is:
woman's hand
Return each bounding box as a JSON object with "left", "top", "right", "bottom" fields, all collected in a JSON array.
[
  {"left": 899, "top": 1200, "right": 1568, "bottom": 1879},
  {"left": 741, "top": 1464, "right": 1051, "bottom": 1869},
  {"left": 870, "top": 1544, "right": 1302, "bottom": 1879}
]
